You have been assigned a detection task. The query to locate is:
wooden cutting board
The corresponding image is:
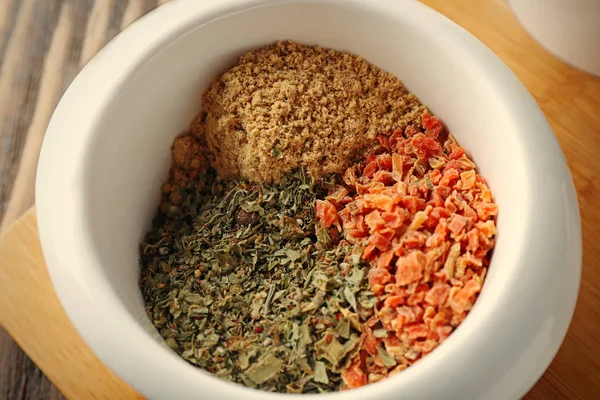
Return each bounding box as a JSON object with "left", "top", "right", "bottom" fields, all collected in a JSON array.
[{"left": 0, "top": 1, "right": 599, "bottom": 399}]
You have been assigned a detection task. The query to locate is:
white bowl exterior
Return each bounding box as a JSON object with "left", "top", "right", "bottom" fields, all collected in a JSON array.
[
  {"left": 35, "top": 1, "right": 581, "bottom": 399},
  {"left": 509, "top": 0, "right": 600, "bottom": 76}
]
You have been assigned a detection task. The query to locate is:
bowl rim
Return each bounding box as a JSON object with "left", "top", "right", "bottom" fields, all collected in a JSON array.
[{"left": 35, "top": 0, "right": 582, "bottom": 399}]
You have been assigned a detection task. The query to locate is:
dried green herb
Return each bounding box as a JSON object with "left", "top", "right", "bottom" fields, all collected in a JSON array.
[{"left": 140, "top": 168, "right": 375, "bottom": 393}]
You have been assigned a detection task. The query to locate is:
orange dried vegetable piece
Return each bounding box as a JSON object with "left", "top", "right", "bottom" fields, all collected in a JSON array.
[
  {"left": 473, "top": 202, "right": 499, "bottom": 221},
  {"left": 392, "top": 306, "right": 424, "bottom": 333},
  {"left": 368, "top": 268, "right": 392, "bottom": 287},
  {"left": 412, "top": 134, "right": 442, "bottom": 160},
  {"left": 442, "top": 159, "right": 460, "bottom": 174},
  {"left": 373, "top": 170, "right": 395, "bottom": 184},
  {"left": 363, "top": 160, "right": 379, "bottom": 178},
  {"left": 435, "top": 218, "right": 449, "bottom": 235},
  {"left": 384, "top": 295, "right": 405, "bottom": 309},
  {"left": 378, "top": 227, "right": 396, "bottom": 241},
  {"left": 444, "top": 197, "right": 458, "bottom": 214},
  {"left": 389, "top": 364, "right": 408, "bottom": 376},
  {"left": 478, "top": 185, "right": 493, "bottom": 203},
  {"left": 378, "top": 306, "right": 397, "bottom": 328},
  {"left": 363, "top": 243, "right": 377, "bottom": 260},
  {"left": 431, "top": 308, "right": 453, "bottom": 327},
  {"left": 466, "top": 228, "right": 480, "bottom": 252},
  {"left": 402, "top": 231, "right": 427, "bottom": 249},
  {"left": 356, "top": 215, "right": 368, "bottom": 233},
  {"left": 440, "top": 168, "right": 459, "bottom": 187},
  {"left": 407, "top": 207, "right": 431, "bottom": 231},
  {"left": 364, "top": 193, "right": 395, "bottom": 212},
  {"left": 462, "top": 203, "right": 479, "bottom": 221},
  {"left": 369, "top": 232, "right": 391, "bottom": 251},
  {"left": 426, "top": 233, "right": 445, "bottom": 249},
  {"left": 391, "top": 239, "right": 405, "bottom": 257},
  {"left": 434, "top": 185, "right": 452, "bottom": 199},
  {"left": 428, "top": 169, "right": 442, "bottom": 185},
  {"left": 460, "top": 170, "right": 476, "bottom": 190},
  {"left": 422, "top": 113, "right": 443, "bottom": 138},
  {"left": 365, "top": 210, "right": 385, "bottom": 232},
  {"left": 365, "top": 152, "right": 377, "bottom": 165},
  {"left": 383, "top": 334, "right": 405, "bottom": 355},
  {"left": 326, "top": 187, "right": 349, "bottom": 204},
  {"left": 341, "top": 361, "right": 367, "bottom": 388},
  {"left": 384, "top": 283, "right": 399, "bottom": 294},
  {"left": 477, "top": 233, "right": 495, "bottom": 252},
  {"left": 381, "top": 211, "right": 404, "bottom": 228},
  {"left": 389, "top": 128, "right": 403, "bottom": 148},
  {"left": 363, "top": 327, "right": 379, "bottom": 355},
  {"left": 448, "top": 214, "right": 469, "bottom": 235},
  {"left": 413, "top": 340, "right": 438, "bottom": 354},
  {"left": 450, "top": 279, "right": 482, "bottom": 314},
  {"left": 455, "top": 155, "right": 476, "bottom": 171},
  {"left": 315, "top": 199, "right": 338, "bottom": 228},
  {"left": 437, "top": 325, "right": 453, "bottom": 341},
  {"left": 476, "top": 220, "right": 496, "bottom": 238},
  {"left": 431, "top": 206, "right": 451, "bottom": 223},
  {"left": 377, "top": 153, "right": 393, "bottom": 171},
  {"left": 404, "top": 323, "right": 429, "bottom": 339},
  {"left": 367, "top": 183, "right": 385, "bottom": 194},
  {"left": 395, "top": 251, "right": 426, "bottom": 286},
  {"left": 408, "top": 183, "right": 420, "bottom": 197},
  {"left": 407, "top": 291, "right": 426, "bottom": 306},
  {"left": 391, "top": 153, "right": 403, "bottom": 181},
  {"left": 428, "top": 192, "right": 445, "bottom": 210},
  {"left": 451, "top": 312, "right": 467, "bottom": 327},
  {"left": 378, "top": 134, "right": 391, "bottom": 152},
  {"left": 377, "top": 250, "right": 395, "bottom": 270},
  {"left": 425, "top": 283, "right": 451, "bottom": 306},
  {"left": 449, "top": 146, "right": 465, "bottom": 160},
  {"left": 401, "top": 196, "right": 426, "bottom": 214},
  {"left": 463, "top": 252, "right": 483, "bottom": 268},
  {"left": 423, "top": 306, "right": 437, "bottom": 323},
  {"left": 346, "top": 229, "right": 366, "bottom": 241}
]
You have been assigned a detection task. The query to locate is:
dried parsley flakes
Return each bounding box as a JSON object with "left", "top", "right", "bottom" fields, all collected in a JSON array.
[{"left": 140, "top": 168, "right": 376, "bottom": 393}]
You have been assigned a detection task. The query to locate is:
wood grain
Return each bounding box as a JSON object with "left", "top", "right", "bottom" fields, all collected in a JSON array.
[
  {"left": 0, "top": 209, "right": 142, "bottom": 400},
  {"left": 0, "top": 0, "right": 598, "bottom": 399},
  {"left": 0, "top": 1, "right": 160, "bottom": 399}
]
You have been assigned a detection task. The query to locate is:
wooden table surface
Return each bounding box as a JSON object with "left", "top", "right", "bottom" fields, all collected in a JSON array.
[
  {"left": 0, "top": 1, "right": 165, "bottom": 398},
  {"left": 0, "top": 0, "right": 599, "bottom": 399}
]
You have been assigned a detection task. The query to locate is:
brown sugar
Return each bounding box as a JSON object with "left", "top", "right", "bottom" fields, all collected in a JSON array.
[{"left": 192, "top": 40, "right": 427, "bottom": 183}]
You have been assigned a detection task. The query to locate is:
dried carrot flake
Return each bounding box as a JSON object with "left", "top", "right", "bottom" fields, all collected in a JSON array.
[
  {"left": 368, "top": 268, "right": 392, "bottom": 287},
  {"left": 425, "top": 283, "right": 451, "bottom": 306},
  {"left": 365, "top": 210, "right": 386, "bottom": 232},
  {"left": 395, "top": 251, "right": 426, "bottom": 286},
  {"left": 460, "top": 170, "right": 476, "bottom": 190},
  {"left": 341, "top": 361, "right": 367, "bottom": 388},
  {"left": 369, "top": 232, "right": 391, "bottom": 251},
  {"left": 364, "top": 193, "right": 395, "bottom": 212}
]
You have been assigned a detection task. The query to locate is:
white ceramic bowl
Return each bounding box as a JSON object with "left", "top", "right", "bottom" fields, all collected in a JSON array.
[
  {"left": 509, "top": 0, "right": 600, "bottom": 76},
  {"left": 35, "top": 1, "right": 582, "bottom": 399}
]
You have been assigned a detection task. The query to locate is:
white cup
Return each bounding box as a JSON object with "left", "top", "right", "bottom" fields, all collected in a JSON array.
[{"left": 509, "top": 0, "right": 600, "bottom": 76}]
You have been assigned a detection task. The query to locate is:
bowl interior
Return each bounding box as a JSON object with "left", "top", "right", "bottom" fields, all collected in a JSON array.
[
  {"left": 44, "top": 0, "right": 547, "bottom": 399},
  {"left": 86, "top": 1, "right": 526, "bottom": 321}
]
